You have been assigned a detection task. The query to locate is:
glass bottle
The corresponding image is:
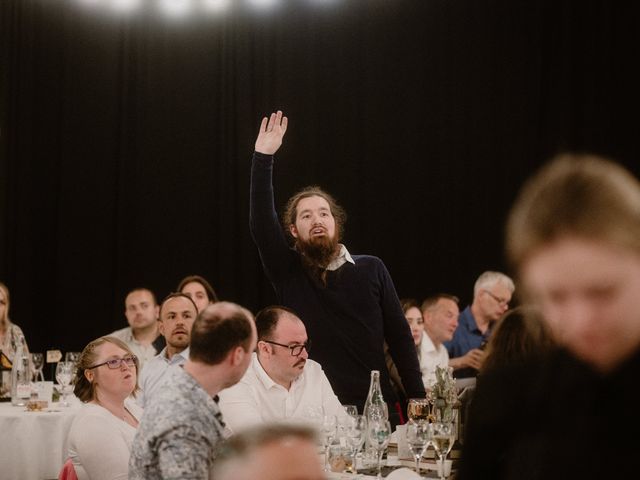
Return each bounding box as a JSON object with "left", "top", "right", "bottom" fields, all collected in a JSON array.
[
  {"left": 363, "top": 370, "right": 388, "bottom": 421},
  {"left": 11, "top": 335, "right": 31, "bottom": 406}
]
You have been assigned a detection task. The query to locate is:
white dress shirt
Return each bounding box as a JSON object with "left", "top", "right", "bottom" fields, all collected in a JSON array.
[
  {"left": 108, "top": 327, "right": 158, "bottom": 371},
  {"left": 219, "top": 353, "right": 345, "bottom": 433},
  {"left": 419, "top": 331, "right": 450, "bottom": 388},
  {"left": 137, "top": 347, "right": 189, "bottom": 408}
]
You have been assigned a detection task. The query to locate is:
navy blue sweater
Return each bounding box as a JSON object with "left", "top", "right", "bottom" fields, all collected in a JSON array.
[{"left": 250, "top": 152, "right": 425, "bottom": 411}]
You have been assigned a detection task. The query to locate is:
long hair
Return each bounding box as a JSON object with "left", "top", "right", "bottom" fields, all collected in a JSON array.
[
  {"left": 0, "top": 282, "right": 10, "bottom": 327},
  {"left": 282, "top": 186, "right": 347, "bottom": 244}
]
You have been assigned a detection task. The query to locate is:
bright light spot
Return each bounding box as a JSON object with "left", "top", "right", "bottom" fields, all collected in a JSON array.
[
  {"left": 159, "top": 0, "right": 193, "bottom": 17},
  {"left": 110, "top": 0, "right": 142, "bottom": 12},
  {"left": 246, "top": 0, "right": 281, "bottom": 9},
  {"left": 202, "top": 0, "right": 231, "bottom": 12}
]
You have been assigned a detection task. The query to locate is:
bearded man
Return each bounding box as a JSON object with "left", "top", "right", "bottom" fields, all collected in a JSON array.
[{"left": 249, "top": 111, "right": 425, "bottom": 423}]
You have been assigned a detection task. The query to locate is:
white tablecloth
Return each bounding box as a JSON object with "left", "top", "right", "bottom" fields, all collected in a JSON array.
[{"left": 0, "top": 398, "right": 81, "bottom": 480}]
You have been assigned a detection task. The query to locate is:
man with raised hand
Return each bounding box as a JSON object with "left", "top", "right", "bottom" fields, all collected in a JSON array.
[{"left": 249, "top": 111, "right": 424, "bottom": 425}]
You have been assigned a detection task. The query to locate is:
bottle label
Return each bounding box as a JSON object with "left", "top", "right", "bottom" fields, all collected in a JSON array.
[{"left": 17, "top": 384, "right": 31, "bottom": 399}]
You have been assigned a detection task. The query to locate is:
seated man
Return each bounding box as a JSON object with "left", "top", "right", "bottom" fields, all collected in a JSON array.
[
  {"left": 137, "top": 292, "right": 197, "bottom": 408},
  {"left": 109, "top": 287, "right": 162, "bottom": 370},
  {"left": 211, "top": 424, "right": 325, "bottom": 480},
  {"left": 129, "top": 302, "right": 257, "bottom": 480},
  {"left": 445, "top": 271, "right": 515, "bottom": 378},
  {"left": 219, "top": 305, "right": 345, "bottom": 432}
]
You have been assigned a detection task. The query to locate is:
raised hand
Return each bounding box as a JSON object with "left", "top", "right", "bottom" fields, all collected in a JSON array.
[{"left": 254, "top": 110, "right": 288, "bottom": 155}]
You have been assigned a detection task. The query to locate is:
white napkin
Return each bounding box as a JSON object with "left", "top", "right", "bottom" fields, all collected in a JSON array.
[{"left": 385, "top": 467, "right": 423, "bottom": 479}]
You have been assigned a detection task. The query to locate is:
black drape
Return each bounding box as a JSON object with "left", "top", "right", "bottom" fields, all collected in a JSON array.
[{"left": 1, "top": 0, "right": 639, "bottom": 353}]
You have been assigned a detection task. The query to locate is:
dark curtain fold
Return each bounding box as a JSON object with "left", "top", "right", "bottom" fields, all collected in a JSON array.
[{"left": 1, "top": 0, "right": 639, "bottom": 353}]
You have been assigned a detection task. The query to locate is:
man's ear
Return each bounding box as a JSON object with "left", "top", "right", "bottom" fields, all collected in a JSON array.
[
  {"left": 158, "top": 320, "right": 165, "bottom": 337},
  {"left": 232, "top": 346, "right": 246, "bottom": 366},
  {"left": 154, "top": 305, "right": 160, "bottom": 320},
  {"left": 289, "top": 224, "right": 298, "bottom": 238}
]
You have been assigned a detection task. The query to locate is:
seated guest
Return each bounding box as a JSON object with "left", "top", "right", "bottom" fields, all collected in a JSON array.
[
  {"left": 0, "top": 282, "right": 30, "bottom": 361},
  {"left": 129, "top": 302, "right": 257, "bottom": 480},
  {"left": 212, "top": 424, "right": 325, "bottom": 480},
  {"left": 67, "top": 336, "right": 142, "bottom": 480},
  {"left": 387, "top": 296, "right": 459, "bottom": 411},
  {"left": 480, "top": 305, "right": 554, "bottom": 375},
  {"left": 109, "top": 288, "right": 162, "bottom": 370},
  {"left": 219, "top": 305, "right": 344, "bottom": 433},
  {"left": 177, "top": 274, "right": 219, "bottom": 313},
  {"left": 445, "top": 271, "right": 515, "bottom": 378},
  {"left": 137, "top": 293, "right": 197, "bottom": 408}
]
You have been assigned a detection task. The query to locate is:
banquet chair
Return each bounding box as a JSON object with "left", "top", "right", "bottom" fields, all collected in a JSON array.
[{"left": 58, "top": 458, "right": 78, "bottom": 480}]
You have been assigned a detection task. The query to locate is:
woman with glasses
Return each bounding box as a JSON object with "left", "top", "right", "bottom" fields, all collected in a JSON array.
[{"left": 66, "top": 336, "right": 142, "bottom": 480}]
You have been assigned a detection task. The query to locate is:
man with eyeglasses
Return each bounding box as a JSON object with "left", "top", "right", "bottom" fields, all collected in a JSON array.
[
  {"left": 445, "top": 271, "right": 515, "bottom": 378},
  {"left": 219, "top": 305, "right": 345, "bottom": 433}
]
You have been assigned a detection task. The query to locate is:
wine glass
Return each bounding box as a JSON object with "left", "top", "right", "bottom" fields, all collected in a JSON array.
[
  {"left": 30, "top": 353, "right": 44, "bottom": 382},
  {"left": 406, "top": 421, "right": 431, "bottom": 477},
  {"left": 431, "top": 421, "right": 456, "bottom": 480},
  {"left": 407, "top": 397, "right": 432, "bottom": 424},
  {"left": 55, "top": 361, "right": 74, "bottom": 407},
  {"left": 343, "top": 404, "right": 358, "bottom": 417},
  {"left": 321, "top": 415, "right": 338, "bottom": 472},
  {"left": 367, "top": 418, "right": 391, "bottom": 479},
  {"left": 345, "top": 415, "right": 366, "bottom": 472}
]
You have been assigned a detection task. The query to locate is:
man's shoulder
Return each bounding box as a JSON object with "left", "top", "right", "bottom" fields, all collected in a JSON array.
[{"left": 108, "top": 327, "right": 131, "bottom": 340}]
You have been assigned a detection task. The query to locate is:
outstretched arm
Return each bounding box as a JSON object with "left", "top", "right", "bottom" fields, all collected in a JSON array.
[
  {"left": 255, "top": 110, "right": 288, "bottom": 154},
  {"left": 250, "top": 111, "right": 293, "bottom": 283}
]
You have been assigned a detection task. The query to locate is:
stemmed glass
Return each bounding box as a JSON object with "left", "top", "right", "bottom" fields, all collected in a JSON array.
[
  {"left": 30, "top": 353, "right": 44, "bottom": 382},
  {"left": 431, "top": 421, "right": 456, "bottom": 480},
  {"left": 343, "top": 404, "right": 358, "bottom": 417},
  {"left": 55, "top": 361, "right": 74, "bottom": 407},
  {"left": 367, "top": 418, "right": 391, "bottom": 479},
  {"left": 407, "top": 398, "right": 432, "bottom": 424},
  {"left": 345, "top": 415, "right": 366, "bottom": 473},
  {"left": 321, "top": 415, "right": 338, "bottom": 472},
  {"left": 406, "top": 421, "right": 431, "bottom": 477}
]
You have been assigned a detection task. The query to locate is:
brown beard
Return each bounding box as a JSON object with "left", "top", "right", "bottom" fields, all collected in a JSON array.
[{"left": 295, "top": 234, "right": 340, "bottom": 286}]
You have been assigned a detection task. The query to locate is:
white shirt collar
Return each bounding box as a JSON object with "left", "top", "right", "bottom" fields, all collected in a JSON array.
[{"left": 326, "top": 244, "right": 355, "bottom": 271}]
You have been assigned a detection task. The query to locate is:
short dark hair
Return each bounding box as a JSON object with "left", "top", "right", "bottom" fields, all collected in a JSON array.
[
  {"left": 125, "top": 287, "right": 158, "bottom": 306},
  {"left": 159, "top": 292, "right": 198, "bottom": 319},
  {"left": 254, "top": 305, "right": 299, "bottom": 341},
  {"left": 421, "top": 293, "right": 460, "bottom": 313},
  {"left": 190, "top": 302, "right": 255, "bottom": 365},
  {"left": 177, "top": 275, "right": 219, "bottom": 303},
  {"left": 283, "top": 186, "right": 347, "bottom": 243}
]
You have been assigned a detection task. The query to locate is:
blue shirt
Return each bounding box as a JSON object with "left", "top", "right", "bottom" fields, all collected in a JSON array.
[{"left": 443, "top": 306, "right": 491, "bottom": 378}]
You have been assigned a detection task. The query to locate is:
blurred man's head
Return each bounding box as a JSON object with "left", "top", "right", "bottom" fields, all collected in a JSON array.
[
  {"left": 213, "top": 424, "right": 325, "bottom": 480},
  {"left": 158, "top": 293, "right": 198, "bottom": 357},
  {"left": 255, "top": 306, "right": 310, "bottom": 389},
  {"left": 124, "top": 288, "right": 159, "bottom": 332},
  {"left": 507, "top": 154, "right": 640, "bottom": 373}
]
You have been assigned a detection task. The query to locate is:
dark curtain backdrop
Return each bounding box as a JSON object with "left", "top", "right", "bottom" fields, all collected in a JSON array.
[{"left": 1, "top": 0, "right": 639, "bottom": 354}]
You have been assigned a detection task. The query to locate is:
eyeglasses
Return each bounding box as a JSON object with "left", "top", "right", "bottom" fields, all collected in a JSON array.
[
  {"left": 484, "top": 290, "right": 510, "bottom": 307},
  {"left": 262, "top": 340, "right": 310, "bottom": 357},
  {"left": 88, "top": 355, "right": 138, "bottom": 370}
]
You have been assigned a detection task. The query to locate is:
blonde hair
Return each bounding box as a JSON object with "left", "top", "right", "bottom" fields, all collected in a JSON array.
[
  {"left": 0, "top": 282, "right": 9, "bottom": 327},
  {"left": 73, "top": 336, "right": 140, "bottom": 402},
  {"left": 507, "top": 154, "right": 640, "bottom": 269}
]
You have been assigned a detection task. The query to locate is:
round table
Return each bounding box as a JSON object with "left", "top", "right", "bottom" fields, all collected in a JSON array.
[{"left": 0, "top": 398, "right": 81, "bottom": 480}]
